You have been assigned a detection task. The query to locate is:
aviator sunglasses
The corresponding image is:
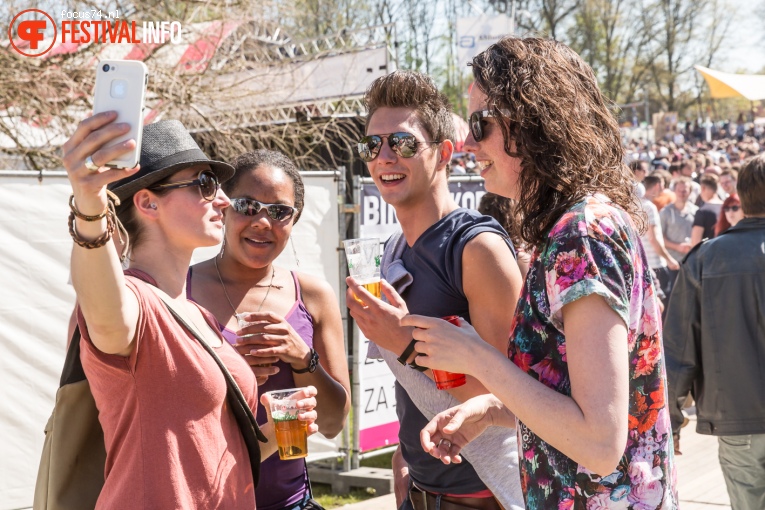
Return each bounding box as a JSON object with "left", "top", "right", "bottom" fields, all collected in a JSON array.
[
  {"left": 723, "top": 205, "right": 741, "bottom": 213},
  {"left": 148, "top": 170, "right": 220, "bottom": 201},
  {"left": 230, "top": 198, "right": 298, "bottom": 222},
  {"left": 469, "top": 109, "right": 511, "bottom": 142},
  {"left": 357, "top": 132, "right": 441, "bottom": 162}
]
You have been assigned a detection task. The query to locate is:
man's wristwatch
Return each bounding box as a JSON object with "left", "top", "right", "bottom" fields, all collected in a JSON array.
[
  {"left": 292, "top": 349, "right": 319, "bottom": 374},
  {"left": 397, "top": 339, "right": 427, "bottom": 372},
  {"left": 397, "top": 339, "right": 418, "bottom": 366}
]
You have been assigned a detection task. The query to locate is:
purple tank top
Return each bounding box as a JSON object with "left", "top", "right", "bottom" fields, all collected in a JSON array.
[{"left": 188, "top": 269, "right": 314, "bottom": 510}]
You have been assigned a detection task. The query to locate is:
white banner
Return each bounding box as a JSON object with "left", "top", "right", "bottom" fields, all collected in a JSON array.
[
  {"left": 456, "top": 15, "right": 512, "bottom": 69},
  {"left": 0, "top": 170, "right": 342, "bottom": 510}
]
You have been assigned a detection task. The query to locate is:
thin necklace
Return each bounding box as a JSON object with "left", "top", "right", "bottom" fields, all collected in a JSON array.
[{"left": 214, "top": 257, "right": 277, "bottom": 314}]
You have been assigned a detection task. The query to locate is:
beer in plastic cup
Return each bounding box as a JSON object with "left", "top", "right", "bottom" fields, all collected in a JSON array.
[
  {"left": 343, "top": 238, "right": 381, "bottom": 304},
  {"left": 266, "top": 388, "right": 308, "bottom": 460},
  {"left": 358, "top": 277, "right": 382, "bottom": 299},
  {"left": 432, "top": 316, "right": 467, "bottom": 390}
]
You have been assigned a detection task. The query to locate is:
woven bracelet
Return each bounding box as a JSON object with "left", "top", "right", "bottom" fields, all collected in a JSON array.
[{"left": 68, "top": 209, "right": 115, "bottom": 249}]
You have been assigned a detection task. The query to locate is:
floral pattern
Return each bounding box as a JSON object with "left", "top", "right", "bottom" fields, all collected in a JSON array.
[{"left": 508, "top": 196, "right": 678, "bottom": 509}]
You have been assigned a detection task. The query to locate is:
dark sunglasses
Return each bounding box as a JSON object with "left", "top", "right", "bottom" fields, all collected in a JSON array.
[
  {"left": 723, "top": 205, "right": 741, "bottom": 212},
  {"left": 230, "top": 198, "right": 298, "bottom": 221},
  {"left": 469, "top": 109, "right": 510, "bottom": 142},
  {"left": 148, "top": 170, "right": 220, "bottom": 201},
  {"left": 357, "top": 132, "right": 440, "bottom": 162}
]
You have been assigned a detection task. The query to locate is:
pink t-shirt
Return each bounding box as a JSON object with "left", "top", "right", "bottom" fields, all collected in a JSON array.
[{"left": 77, "top": 270, "right": 259, "bottom": 509}]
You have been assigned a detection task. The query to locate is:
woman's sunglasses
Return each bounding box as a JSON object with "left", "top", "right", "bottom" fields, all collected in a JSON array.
[
  {"left": 230, "top": 198, "right": 298, "bottom": 221},
  {"left": 723, "top": 205, "right": 741, "bottom": 212},
  {"left": 357, "top": 132, "right": 440, "bottom": 162},
  {"left": 148, "top": 170, "right": 220, "bottom": 201},
  {"left": 469, "top": 109, "right": 510, "bottom": 142}
]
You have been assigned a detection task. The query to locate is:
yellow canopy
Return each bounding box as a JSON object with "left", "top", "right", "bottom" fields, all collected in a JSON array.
[{"left": 695, "top": 65, "right": 765, "bottom": 101}]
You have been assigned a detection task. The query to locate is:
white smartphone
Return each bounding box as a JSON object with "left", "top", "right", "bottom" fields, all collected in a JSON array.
[{"left": 92, "top": 60, "right": 149, "bottom": 169}]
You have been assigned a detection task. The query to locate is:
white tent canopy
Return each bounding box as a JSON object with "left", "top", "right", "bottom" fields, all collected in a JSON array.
[{"left": 695, "top": 65, "right": 765, "bottom": 101}]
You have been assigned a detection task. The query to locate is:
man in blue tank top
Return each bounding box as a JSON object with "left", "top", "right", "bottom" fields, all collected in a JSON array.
[{"left": 347, "top": 71, "right": 525, "bottom": 510}]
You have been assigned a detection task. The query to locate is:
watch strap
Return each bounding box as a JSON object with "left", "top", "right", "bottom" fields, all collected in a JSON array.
[
  {"left": 397, "top": 339, "right": 418, "bottom": 366},
  {"left": 292, "top": 349, "right": 319, "bottom": 374},
  {"left": 408, "top": 356, "right": 428, "bottom": 372}
]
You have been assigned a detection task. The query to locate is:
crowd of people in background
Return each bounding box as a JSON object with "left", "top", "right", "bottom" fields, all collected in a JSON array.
[
  {"left": 622, "top": 128, "right": 765, "bottom": 510},
  {"left": 626, "top": 133, "right": 764, "bottom": 312},
  {"left": 449, "top": 153, "right": 479, "bottom": 174}
]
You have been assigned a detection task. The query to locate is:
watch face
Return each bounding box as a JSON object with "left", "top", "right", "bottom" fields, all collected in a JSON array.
[
  {"left": 308, "top": 349, "right": 319, "bottom": 372},
  {"left": 293, "top": 349, "right": 319, "bottom": 374}
]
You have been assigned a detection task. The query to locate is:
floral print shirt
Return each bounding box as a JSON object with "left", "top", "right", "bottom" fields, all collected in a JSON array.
[{"left": 508, "top": 196, "right": 678, "bottom": 510}]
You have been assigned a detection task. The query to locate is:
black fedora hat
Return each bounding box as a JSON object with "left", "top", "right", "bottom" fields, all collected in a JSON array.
[{"left": 108, "top": 120, "right": 234, "bottom": 203}]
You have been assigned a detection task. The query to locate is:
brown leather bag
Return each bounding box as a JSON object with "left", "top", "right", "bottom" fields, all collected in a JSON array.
[{"left": 33, "top": 328, "right": 105, "bottom": 510}]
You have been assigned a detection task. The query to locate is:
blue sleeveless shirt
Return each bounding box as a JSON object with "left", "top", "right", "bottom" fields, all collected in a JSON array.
[{"left": 393, "top": 208, "right": 515, "bottom": 494}]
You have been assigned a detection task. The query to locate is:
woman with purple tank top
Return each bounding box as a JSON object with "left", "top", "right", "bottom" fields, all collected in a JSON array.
[{"left": 189, "top": 150, "right": 351, "bottom": 510}]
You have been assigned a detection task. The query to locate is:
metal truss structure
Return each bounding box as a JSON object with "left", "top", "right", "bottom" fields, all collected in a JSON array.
[
  {"left": 210, "top": 24, "right": 395, "bottom": 126},
  {"left": 223, "top": 23, "right": 395, "bottom": 64},
  {"left": 238, "top": 96, "right": 367, "bottom": 126}
]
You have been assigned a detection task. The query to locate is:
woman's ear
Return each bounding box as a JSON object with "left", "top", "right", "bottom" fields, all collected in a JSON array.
[{"left": 133, "top": 190, "right": 159, "bottom": 218}]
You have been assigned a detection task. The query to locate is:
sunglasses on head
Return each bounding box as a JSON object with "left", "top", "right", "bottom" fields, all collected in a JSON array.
[
  {"left": 723, "top": 205, "right": 740, "bottom": 212},
  {"left": 230, "top": 198, "right": 298, "bottom": 221},
  {"left": 469, "top": 109, "right": 511, "bottom": 142},
  {"left": 148, "top": 170, "right": 220, "bottom": 201},
  {"left": 357, "top": 132, "right": 441, "bottom": 162}
]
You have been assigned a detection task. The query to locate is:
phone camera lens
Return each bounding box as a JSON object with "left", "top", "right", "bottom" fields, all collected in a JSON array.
[{"left": 102, "top": 64, "right": 110, "bottom": 72}]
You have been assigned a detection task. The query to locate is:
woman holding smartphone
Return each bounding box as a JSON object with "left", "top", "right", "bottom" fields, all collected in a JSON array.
[
  {"left": 63, "top": 114, "right": 318, "bottom": 509},
  {"left": 189, "top": 150, "right": 351, "bottom": 510},
  {"left": 404, "top": 38, "right": 678, "bottom": 509}
]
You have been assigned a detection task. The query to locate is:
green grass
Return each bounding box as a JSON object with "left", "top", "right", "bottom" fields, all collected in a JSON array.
[
  {"left": 312, "top": 451, "right": 394, "bottom": 508},
  {"left": 360, "top": 451, "right": 394, "bottom": 469},
  {"left": 312, "top": 484, "right": 379, "bottom": 508}
]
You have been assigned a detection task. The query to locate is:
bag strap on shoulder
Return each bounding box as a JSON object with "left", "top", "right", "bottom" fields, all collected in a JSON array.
[
  {"left": 147, "top": 285, "right": 268, "bottom": 440},
  {"left": 147, "top": 285, "right": 268, "bottom": 487}
]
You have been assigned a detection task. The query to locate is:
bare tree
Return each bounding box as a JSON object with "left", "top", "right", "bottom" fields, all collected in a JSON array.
[
  {"left": 533, "top": 0, "right": 580, "bottom": 40},
  {"left": 278, "top": 0, "right": 377, "bottom": 38},
  {"left": 647, "top": 0, "right": 709, "bottom": 112},
  {"left": 567, "top": 0, "right": 658, "bottom": 104}
]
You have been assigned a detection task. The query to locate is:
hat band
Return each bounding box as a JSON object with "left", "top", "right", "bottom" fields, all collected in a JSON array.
[{"left": 142, "top": 148, "right": 210, "bottom": 174}]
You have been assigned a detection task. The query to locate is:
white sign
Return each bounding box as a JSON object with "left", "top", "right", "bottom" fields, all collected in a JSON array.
[{"left": 456, "top": 15, "right": 512, "bottom": 69}]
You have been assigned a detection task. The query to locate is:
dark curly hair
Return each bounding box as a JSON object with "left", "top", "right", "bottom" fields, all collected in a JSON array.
[
  {"left": 225, "top": 149, "right": 305, "bottom": 224},
  {"left": 470, "top": 37, "right": 645, "bottom": 247}
]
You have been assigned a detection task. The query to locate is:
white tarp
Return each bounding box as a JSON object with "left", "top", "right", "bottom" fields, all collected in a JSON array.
[{"left": 0, "top": 170, "right": 342, "bottom": 510}]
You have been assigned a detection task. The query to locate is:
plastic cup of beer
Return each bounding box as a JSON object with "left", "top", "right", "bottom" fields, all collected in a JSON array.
[
  {"left": 431, "top": 316, "right": 467, "bottom": 390},
  {"left": 266, "top": 388, "right": 309, "bottom": 460},
  {"left": 343, "top": 238, "right": 382, "bottom": 302}
]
